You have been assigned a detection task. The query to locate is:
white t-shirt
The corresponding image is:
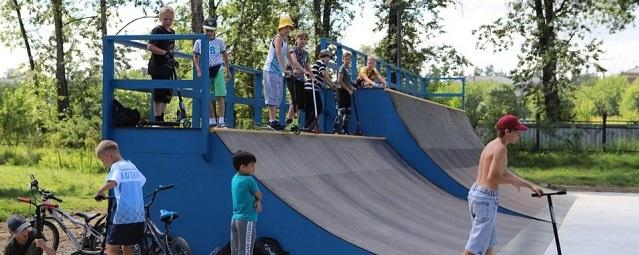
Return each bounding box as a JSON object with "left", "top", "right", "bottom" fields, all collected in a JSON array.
[{"left": 107, "top": 160, "right": 146, "bottom": 224}]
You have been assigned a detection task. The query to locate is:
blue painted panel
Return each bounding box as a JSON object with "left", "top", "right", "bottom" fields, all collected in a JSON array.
[{"left": 112, "top": 130, "right": 369, "bottom": 254}]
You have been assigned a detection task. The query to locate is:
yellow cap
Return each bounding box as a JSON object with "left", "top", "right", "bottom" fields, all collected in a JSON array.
[{"left": 278, "top": 15, "right": 294, "bottom": 30}]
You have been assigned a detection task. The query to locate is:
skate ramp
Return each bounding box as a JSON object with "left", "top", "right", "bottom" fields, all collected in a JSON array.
[
  {"left": 216, "top": 130, "right": 551, "bottom": 254},
  {"left": 386, "top": 90, "right": 576, "bottom": 221}
]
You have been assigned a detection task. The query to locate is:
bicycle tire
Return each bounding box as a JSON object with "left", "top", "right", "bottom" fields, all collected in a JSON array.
[
  {"left": 41, "top": 220, "right": 60, "bottom": 251},
  {"left": 169, "top": 236, "right": 192, "bottom": 255},
  {"left": 137, "top": 232, "right": 161, "bottom": 255}
]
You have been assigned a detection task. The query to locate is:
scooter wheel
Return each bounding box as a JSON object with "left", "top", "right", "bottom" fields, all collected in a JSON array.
[
  {"left": 183, "top": 120, "right": 192, "bottom": 128},
  {"left": 290, "top": 126, "right": 301, "bottom": 135}
]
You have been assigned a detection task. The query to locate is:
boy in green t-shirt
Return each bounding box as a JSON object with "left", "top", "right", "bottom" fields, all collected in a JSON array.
[{"left": 230, "top": 151, "right": 262, "bottom": 255}]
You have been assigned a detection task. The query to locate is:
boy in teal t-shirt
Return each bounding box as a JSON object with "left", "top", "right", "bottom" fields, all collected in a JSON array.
[{"left": 230, "top": 151, "right": 262, "bottom": 255}]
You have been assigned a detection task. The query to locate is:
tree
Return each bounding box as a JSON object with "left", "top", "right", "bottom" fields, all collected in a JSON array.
[
  {"left": 311, "top": 0, "right": 361, "bottom": 57},
  {"left": 573, "top": 76, "right": 626, "bottom": 122},
  {"left": 373, "top": 0, "right": 470, "bottom": 76},
  {"left": 475, "top": 0, "right": 639, "bottom": 122},
  {"left": 191, "top": 0, "right": 204, "bottom": 33},
  {"left": 53, "top": 0, "right": 70, "bottom": 117},
  {"left": 620, "top": 80, "right": 639, "bottom": 120}
]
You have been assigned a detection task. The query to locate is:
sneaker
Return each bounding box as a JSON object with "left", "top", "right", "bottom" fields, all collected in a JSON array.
[
  {"left": 218, "top": 123, "right": 228, "bottom": 129},
  {"left": 209, "top": 123, "right": 218, "bottom": 128},
  {"left": 268, "top": 121, "right": 283, "bottom": 131}
]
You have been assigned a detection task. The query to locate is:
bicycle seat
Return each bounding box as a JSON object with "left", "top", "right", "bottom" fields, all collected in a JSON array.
[
  {"left": 74, "top": 212, "right": 101, "bottom": 222},
  {"left": 160, "top": 209, "right": 179, "bottom": 222}
]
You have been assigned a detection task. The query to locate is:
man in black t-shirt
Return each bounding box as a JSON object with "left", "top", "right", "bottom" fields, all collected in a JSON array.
[
  {"left": 147, "top": 6, "right": 176, "bottom": 122},
  {"left": 4, "top": 215, "right": 55, "bottom": 255}
]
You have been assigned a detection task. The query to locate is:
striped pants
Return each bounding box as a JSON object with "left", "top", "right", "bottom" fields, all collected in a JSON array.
[{"left": 230, "top": 219, "right": 256, "bottom": 255}]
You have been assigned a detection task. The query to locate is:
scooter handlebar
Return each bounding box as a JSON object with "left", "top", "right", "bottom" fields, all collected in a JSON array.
[{"left": 532, "top": 190, "right": 567, "bottom": 197}]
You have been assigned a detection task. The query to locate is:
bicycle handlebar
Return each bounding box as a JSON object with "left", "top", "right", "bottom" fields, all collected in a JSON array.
[
  {"left": 532, "top": 190, "right": 567, "bottom": 197},
  {"left": 94, "top": 194, "right": 116, "bottom": 201}
]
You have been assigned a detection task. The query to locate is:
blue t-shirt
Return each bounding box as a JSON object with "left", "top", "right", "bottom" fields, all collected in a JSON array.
[
  {"left": 193, "top": 37, "right": 226, "bottom": 67},
  {"left": 107, "top": 160, "right": 146, "bottom": 224},
  {"left": 231, "top": 173, "right": 260, "bottom": 222}
]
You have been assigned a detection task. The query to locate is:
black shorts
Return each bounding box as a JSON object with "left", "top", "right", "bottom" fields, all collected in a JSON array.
[
  {"left": 151, "top": 74, "right": 173, "bottom": 103},
  {"left": 107, "top": 222, "right": 145, "bottom": 245},
  {"left": 336, "top": 88, "right": 351, "bottom": 109},
  {"left": 286, "top": 78, "right": 306, "bottom": 109}
]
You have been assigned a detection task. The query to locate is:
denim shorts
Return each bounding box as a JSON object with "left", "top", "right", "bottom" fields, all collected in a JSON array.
[
  {"left": 263, "top": 70, "right": 284, "bottom": 106},
  {"left": 465, "top": 183, "right": 499, "bottom": 255}
]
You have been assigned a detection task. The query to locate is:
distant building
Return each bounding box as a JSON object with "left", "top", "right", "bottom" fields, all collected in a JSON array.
[{"left": 622, "top": 66, "right": 639, "bottom": 84}]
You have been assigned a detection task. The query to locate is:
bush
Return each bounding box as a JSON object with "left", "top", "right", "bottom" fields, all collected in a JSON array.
[
  {"left": 0, "top": 145, "right": 102, "bottom": 173},
  {"left": 620, "top": 79, "right": 639, "bottom": 120}
]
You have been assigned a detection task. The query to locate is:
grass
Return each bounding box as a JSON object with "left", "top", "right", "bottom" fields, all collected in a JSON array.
[
  {"left": 2, "top": 145, "right": 639, "bottom": 221},
  {"left": 510, "top": 150, "right": 639, "bottom": 189},
  {"left": 0, "top": 164, "right": 105, "bottom": 221}
]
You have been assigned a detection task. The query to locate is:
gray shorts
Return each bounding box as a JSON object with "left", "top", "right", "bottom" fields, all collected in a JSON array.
[
  {"left": 465, "top": 184, "right": 499, "bottom": 255},
  {"left": 263, "top": 70, "right": 284, "bottom": 106},
  {"left": 230, "top": 219, "right": 256, "bottom": 255}
]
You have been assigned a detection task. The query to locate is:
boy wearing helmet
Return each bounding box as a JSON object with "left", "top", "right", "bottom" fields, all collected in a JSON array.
[
  {"left": 263, "top": 15, "right": 296, "bottom": 130},
  {"left": 193, "top": 17, "right": 231, "bottom": 128}
]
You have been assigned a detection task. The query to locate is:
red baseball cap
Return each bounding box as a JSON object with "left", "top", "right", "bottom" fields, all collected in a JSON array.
[{"left": 497, "top": 114, "right": 528, "bottom": 131}]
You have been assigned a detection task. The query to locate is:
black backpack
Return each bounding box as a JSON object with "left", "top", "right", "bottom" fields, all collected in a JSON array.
[
  {"left": 113, "top": 99, "right": 140, "bottom": 127},
  {"left": 212, "top": 237, "right": 288, "bottom": 255},
  {"left": 254, "top": 237, "right": 288, "bottom": 255}
]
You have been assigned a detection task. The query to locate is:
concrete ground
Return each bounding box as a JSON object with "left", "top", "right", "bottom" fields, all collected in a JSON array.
[{"left": 543, "top": 192, "right": 639, "bottom": 254}]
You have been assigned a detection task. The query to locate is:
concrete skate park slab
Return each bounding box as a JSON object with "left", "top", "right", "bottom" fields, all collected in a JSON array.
[{"left": 543, "top": 192, "right": 639, "bottom": 254}]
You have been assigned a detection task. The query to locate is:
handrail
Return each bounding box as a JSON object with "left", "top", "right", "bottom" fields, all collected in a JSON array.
[
  {"left": 103, "top": 35, "right": 466, "bottom": 141},
  {"left": 102, "top": 34, "right": 211, "bottom": 159},
  {"left": 319, "top": 38, "right": 466, "bottom": 108}
]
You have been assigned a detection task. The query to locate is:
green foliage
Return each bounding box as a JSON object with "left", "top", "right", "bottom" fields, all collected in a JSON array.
[
  {"left": 373, "top": 0, "right": 469, "bottom": 75},
  {"left": 475, "top": 0, "right": 639, "bottom": 122},
  {"left": 0, "top": 85, "right": 37, "bottom": 146},
  {"left": 510, "top": 151, "right": 639, "bottom": 188},
  {"left": 456, "top": 81, "right": 529, "bottom": 142},
  {"left": 0, "top": 165, "right": 105, "bottom": 221},
  {"left": 573, "top": 75, "right": 627, "bottom": 121},
  {"left": 0, "top": 145, "right": 103, "bottom": 173},
  {"left": 620, "top": 79, "right": 639, "bottom": 120}
]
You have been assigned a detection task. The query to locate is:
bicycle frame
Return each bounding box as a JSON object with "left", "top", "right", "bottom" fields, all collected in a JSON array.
[
  {"left": 44, "top": 207, "right": 105, "bottom": 254},
  {"left": 140, "top": 184, "right": 176, "bottom": 255},
  {"left": 143, "top": 217, "right": 172, "bottom": 255}
]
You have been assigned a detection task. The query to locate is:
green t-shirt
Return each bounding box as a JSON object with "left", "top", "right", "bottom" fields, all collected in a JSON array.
[{"left": 231, "top": 173, "right": 260, "bottom": 222}]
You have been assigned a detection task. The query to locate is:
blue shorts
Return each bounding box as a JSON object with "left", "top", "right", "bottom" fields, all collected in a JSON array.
[
  {"left": 263, "top": 70, "right": 284, "bottom": 106},
  {"left": 465, "top": 184, "right": 499, "bottom": 255},
  {"left": 107, "top": 222, "right": 144, "bottom": 245}
]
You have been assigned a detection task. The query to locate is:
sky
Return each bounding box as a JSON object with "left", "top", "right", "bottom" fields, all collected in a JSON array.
[{"left": 1, "top": 0, "right": 638, "bottom": 77}]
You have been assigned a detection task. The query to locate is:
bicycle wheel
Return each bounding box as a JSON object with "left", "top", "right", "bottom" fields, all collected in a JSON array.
[
  {"left": 137, "top": 232, "right": 161, "bottom": 255},
  {"left": 169, "top": 236, "right": 192, "bottom": 255},
  {"left": 41, "top": 220, "right": 60, "bottom": 250}
]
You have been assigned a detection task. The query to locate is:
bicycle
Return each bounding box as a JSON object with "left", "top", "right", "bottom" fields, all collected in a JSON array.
[
  {"left": 17, "top": 175, "right": 108, "bottom": 254},
  {"left": 136, "top": 184, "right": 192, "bottom": 255}
]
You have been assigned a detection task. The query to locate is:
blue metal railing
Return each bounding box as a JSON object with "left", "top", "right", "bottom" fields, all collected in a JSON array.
[
  {"left": 102, "top": 34, "right": 211, "bottom": 158},
  {"left": 103, "top": 35, "right": 465, "bottom": 141},
  {"left": 319, "top": 38, "right": 465, "bottom": 107}
]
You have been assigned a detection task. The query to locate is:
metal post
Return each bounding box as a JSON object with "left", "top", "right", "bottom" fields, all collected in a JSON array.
[
  {"left": 548, "top": 195, "right": 562, "bottom": 255},
  {"left": 102, "top": 37, "right": 115, "bottom": 140},
  {"left": 396, "top": 7, "right": 402, "bottom": 70}
]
